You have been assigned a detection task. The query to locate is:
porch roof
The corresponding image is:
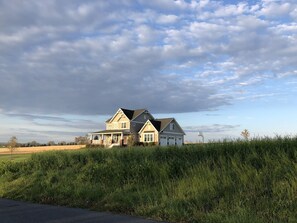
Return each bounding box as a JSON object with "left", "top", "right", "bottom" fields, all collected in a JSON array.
[{"left": 92, "top": 129, "right": 130, "bottom": 134}]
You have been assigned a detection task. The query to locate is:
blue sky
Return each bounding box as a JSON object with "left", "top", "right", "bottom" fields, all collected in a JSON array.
[{"left": 0, "top": 0, "right": 297, "bottom": 143}]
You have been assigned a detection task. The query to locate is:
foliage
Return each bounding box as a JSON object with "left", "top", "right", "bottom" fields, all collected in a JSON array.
[
  {"left": 47, "top": 141, "right": 56, "bottom": 146},
  {"left": 127, "top": 134, "right": 137, "bottom": 146},
  {"left": 1, "top": 136, "right": 297, "bottom": 222},
  {"left": 75, "top": 136, "right": 89, "bottom": 145},
  {"left": 7, "top": 136, "right": 18, "bottom": 160},
  {"left": 241, "top": 129, "right": 250, "bottom": 140},
  {"left": 85, "top": 144, "right": 104, "bottom": 148}
]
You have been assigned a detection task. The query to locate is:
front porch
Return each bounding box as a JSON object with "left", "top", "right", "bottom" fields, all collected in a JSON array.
[{"left": 90, "top": 130, "right": 129, "bottom": 147}]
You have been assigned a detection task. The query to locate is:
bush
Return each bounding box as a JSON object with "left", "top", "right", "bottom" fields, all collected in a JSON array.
[{"left": 85, "top": 144, "right": 105, "bottom": 148}]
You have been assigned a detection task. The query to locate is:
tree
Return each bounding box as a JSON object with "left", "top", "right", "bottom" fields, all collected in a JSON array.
[
  {"left": 7, "top": 136, "right": 18, "bottom": 160},
  {"left": 127, "top": 134, "right": 136, "bottom": 147},
  {"left": 241, "top": 129, "right": 250, "bottom": 140},
  {"left": 30, "top": 140, "right": 39, "bottom": 147},
  {"left": 58, "top": 141, "right": 67, "bottom": 145},
  {"left": 47, "top": 141, "right": 55, "bottom": 146},
  {"left": 75, "top": 136, "right": 89, "bottom": 145}
]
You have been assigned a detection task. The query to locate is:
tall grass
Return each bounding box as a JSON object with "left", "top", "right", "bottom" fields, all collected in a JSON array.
[
  {"left": 0, "top": 154, "right": 31, "bottom": 162},
  {"left": 1, "top": 136, "right": 297, "bottom": 222}
]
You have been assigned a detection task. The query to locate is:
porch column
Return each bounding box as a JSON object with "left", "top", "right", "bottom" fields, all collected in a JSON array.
[{"left": 99, "top": 134, "right": 103, "bottom": 145}]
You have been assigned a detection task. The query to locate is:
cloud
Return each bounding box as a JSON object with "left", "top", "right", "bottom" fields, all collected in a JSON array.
[
  {"left": 259, "top": 1, "right": 292, "bottom": 18},
  {"left": 157, "top": 14, "right": 179, "bottom": 24},
  {"left": 0, "top": 127, "right": 85, "bottom": 143},
  {"left": 0, "top": 0, "right": 297, "bottom": 117},
  {"left": 213, "top": 3, "right": 248, "bottom": 17},
  {"left": 184, "top": 124, "right": 240, "bottom": 133},
  {"left": 2, "top": 112, "right": 104, "bottom": 131},
  {"left": 32, "top": 119, "right": 105, "bottom": 131},
  {"left": 0, "top": 112, "right": 105, "bottom": 142},
  {"left": 5, "top": 113, "right": 70, "bottom": 122}
]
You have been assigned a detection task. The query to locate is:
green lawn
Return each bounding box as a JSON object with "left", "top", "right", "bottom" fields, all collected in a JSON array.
[
  {"left": 1, "top": 137, "right": 297, "bottom": 223},
  {"left": 0, "top": 153, "right": 32, "bottom": 162}
]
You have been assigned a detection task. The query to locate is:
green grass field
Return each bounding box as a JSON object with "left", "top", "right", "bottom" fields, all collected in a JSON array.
[
  {"left": 1, "top": 137, "right": 297, "bottom": 223},
  {"left": 0, "top": 154, "right": 32, "bottom": 162}
]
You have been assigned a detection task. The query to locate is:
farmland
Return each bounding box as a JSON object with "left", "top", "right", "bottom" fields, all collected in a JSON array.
[
  {"left": 0, "top": 145, "right": 85, "bottom": 155},
  {"left": 1, "top": 137, "right": 297, "bottom": 222},
  {"left": 0, "top": 145, "right": 86, "bottom": 162}
]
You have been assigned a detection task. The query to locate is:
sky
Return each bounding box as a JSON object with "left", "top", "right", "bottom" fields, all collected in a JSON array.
[{"left": 0, "top": 0, "right": 297, "bottom": 143}]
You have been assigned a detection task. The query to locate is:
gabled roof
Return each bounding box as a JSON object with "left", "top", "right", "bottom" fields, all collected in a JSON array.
[
  {"left": 138, "top": 119, "right": 160, "bottom": 133},
  {"left": 121, "top": 108, "right": 147, "bottom": 120},
  {"left": 139, "top": 118, "right": 178, "bottom": 133},
  {"left": 106, "top": 108, "right": 148, "bottom": 123},
  {"left": 154, "top": 118, "right": 185, "bottom": 135},
  {"left": 105, "top": 117, "right": 112, "bottom": 123},
  {"left": 155, "top": 118, "right": 174, "bottom": 132},
  {"left": 149, "top": 119, "right": 161, "bottom": 131}
]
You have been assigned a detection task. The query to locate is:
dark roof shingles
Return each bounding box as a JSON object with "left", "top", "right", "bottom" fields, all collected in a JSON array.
[
  {"left": 155, "top": 118, "right": 174, "bottom": 131},
  {"left": 149, "top": 119, "right": 161, "bottom": 131},
  {"left": 121, "top": 108, "right": 146, "bottom": 120},
  {"left": 132, "top": 109, "right": 146, "bottom": 120}
]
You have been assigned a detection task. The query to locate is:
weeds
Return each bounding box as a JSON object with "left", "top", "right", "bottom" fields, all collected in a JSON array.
[{"left": 1, "top": 136, "right": 297, "bottom": 222}]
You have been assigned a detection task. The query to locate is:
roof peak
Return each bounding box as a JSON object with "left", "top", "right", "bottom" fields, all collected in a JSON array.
[
  {"left": 145, "top": 118, "right": 174, "bottom": 132},
  {"left": 120, "top": 108, "right": 147, "bottom": 111},
  {"left": 120, "top": 108, "right": 148, "bottom": 120}
]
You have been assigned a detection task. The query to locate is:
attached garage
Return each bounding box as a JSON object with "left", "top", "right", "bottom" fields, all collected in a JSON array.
[
  {"left": 176, "top": 137, "right": 183, "bottom": 146},
  {"left": 167, "top": 137, "right": 175, "bottom": 145},
  {"left": 160, "top": 136, "right": 167, "bottom": 146},
  {"left": 160, "top": 135, "right": 183, "bottom": 146}
]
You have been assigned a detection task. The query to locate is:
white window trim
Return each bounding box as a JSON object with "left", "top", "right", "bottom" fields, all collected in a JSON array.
[
  {"left": 120, "top": 122, "right": 127, "bottom": 129},
  {"left": 144, "top": 133, "right": 154, "bottom": 142}
]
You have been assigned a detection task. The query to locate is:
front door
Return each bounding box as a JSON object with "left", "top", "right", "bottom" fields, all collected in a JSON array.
[{"left": 112, "top": 135, "right": 119, "bottom": 143}]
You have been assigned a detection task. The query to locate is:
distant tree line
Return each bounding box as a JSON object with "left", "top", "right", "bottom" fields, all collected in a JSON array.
[
  {"left": 16, "top": 141, "right": 78, "bottom": 147},
  {"left": 0, "top": 135, "right": 89, "bottom": 148}
]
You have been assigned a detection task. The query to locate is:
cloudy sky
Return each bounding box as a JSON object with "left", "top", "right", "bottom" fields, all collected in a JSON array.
[{"left": 1, "top": 0, "right": 297, "bottom": 143}]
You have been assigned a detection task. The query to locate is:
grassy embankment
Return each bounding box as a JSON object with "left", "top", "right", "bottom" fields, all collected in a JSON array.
[
  {"left": 0, "top": 154, "right": 32, "bottom": 162},
  {"left": 1, "top": 137, "right": 297, "bottom": 223}
]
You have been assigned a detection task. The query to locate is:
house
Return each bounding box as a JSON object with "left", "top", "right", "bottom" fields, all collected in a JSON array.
[
  {"left": 89, "top": 108, "right": 185, "bottom": 147},
  {"left": 138, "top": 118, "right": 185, "bottom": 146}
]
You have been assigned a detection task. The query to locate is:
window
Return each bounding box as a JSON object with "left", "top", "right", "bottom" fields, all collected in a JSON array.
[
  {"left": 121, "top": 122, "right": 127, "bottom": 128},
  {"left": 94, "top": 135, "right": 99, "bottom": 140},
  {"left": 144, "top": 133, "right": 154, "bottom": 142},
  {"left": 170, "top": 123, "right": 175, "bottom": 130}
]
